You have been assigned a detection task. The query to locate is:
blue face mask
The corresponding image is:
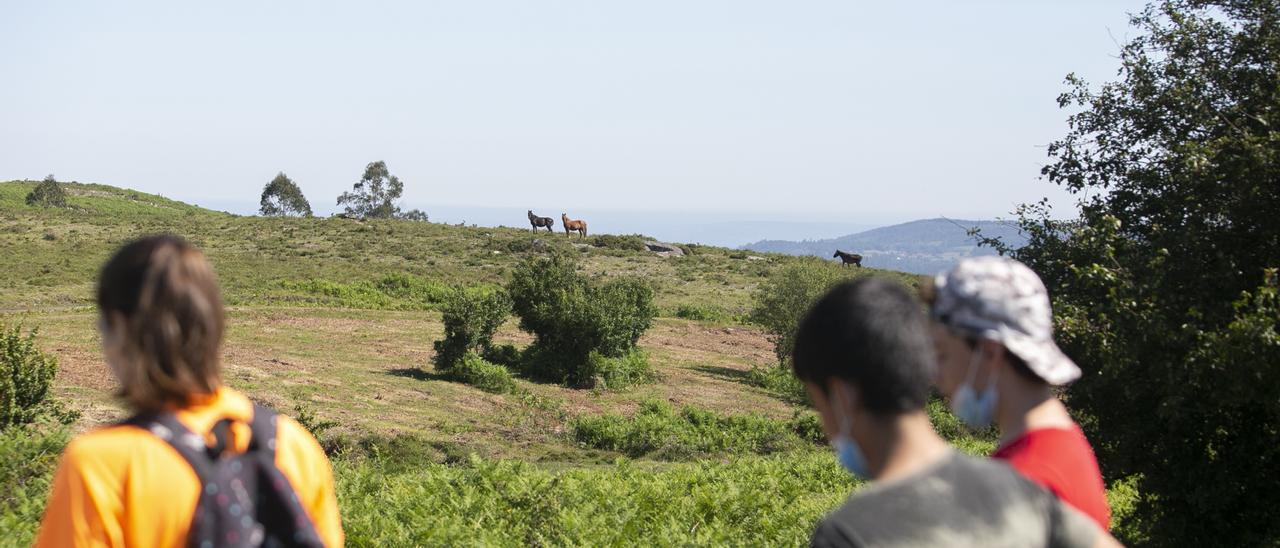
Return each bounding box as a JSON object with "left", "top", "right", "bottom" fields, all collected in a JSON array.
[
  {"left": 830, "top": 384, "right": 870, "bottom": 478},
  {"left": 950, "top": 345, "right": 999, "bottom": 428},
  {"left": 832, "top": 433, "right": 869, "bottom": 478}
]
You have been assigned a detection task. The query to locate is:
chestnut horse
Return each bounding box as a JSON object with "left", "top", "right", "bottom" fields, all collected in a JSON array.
[
  {"left": 833, "top": 250, "right": 863, "bottom": 267},
  {"left": 561, "top": 213, "right": 587, "bottom": 238},
  {"left": 528, "top": 210, "right": 554, "bottom": 232}
]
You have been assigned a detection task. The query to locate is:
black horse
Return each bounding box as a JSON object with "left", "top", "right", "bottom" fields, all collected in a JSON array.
[
  {"left": 528, "top": 210, "right": 555, "bottom": 232},
  {"left": 833, "top": 250, "right": 863, "bottom": 267}
]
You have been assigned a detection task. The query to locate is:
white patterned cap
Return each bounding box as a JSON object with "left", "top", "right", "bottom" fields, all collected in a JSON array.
[{"left": 930, "top": 256, "right": 1081, "bottom": 385}]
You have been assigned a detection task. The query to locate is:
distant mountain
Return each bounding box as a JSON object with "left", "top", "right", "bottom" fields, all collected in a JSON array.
[{"left": 743, "top": 218, "right": 1026, "bottom": 275}]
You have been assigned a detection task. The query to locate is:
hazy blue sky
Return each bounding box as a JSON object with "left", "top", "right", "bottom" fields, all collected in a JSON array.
[{"left": 2, "top": 0, "right": 1147, "bottom": 228}]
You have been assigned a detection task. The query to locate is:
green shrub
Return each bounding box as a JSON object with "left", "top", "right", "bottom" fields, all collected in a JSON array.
[
  {"left": 432, "top": 286, "right": 512, "bottom": 369},
  {"left": 25, "top": 176, "right": 67, "bottom": 208},
  {"left": 279, "top": 273, "right": 452, "bottom": 310},
  {"left": 481, "top": 343, "right": 521, "bottom": 369},
  {"left": 447, "top": 352, "right": 518, "bottom": 394},
  {"left": 508, "top": 253, "right": 656, "bottom": 386},
  {"left": 335, "top": 452, "right": 856, "bottom": 546},
  {"left": 745, "top": 364, "right": 808, "bottom": 405},
  {"left": 0, "top": 423, "right": 69, "bottom": 545},
  {"left": 571, "top": 400, "right": 816, "bottom": 459},
  {"left": 789, "top": 410, "right": 826, "bottom": 445},
  {"left": 748, "top": 258, "right": 851, "bottom": 364},
  {"left": 672, "top": 303, "right": 729, "bottom": 323},
  {"left": 0, "top": 324, "right": 59, "bottom": 430},
  {"left": 293, "top": 403, "right": 339, "bottom": 440},
  {"left": 585, "top": 349, "right": 653, "bottom": 390},
  {"left": 589, "top": 234, "right": 648, "bottom": 252}
]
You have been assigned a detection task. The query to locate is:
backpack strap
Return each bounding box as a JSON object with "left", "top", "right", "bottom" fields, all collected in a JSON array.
[
  {"left": 121, "top": 411, "right": 216, "bottom": 480},
  {"left": 248, "top": 403, "right": 279, "bottom": 457}
]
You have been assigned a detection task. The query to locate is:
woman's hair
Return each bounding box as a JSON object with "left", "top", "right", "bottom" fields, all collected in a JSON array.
[{"left": 97, "top": 235, "right": 224, "bottom": 411}]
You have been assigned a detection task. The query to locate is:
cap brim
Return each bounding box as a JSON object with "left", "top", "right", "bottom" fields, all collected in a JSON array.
[{"left": 1002, "top": 335, "right": 1082, "bottom": 385}]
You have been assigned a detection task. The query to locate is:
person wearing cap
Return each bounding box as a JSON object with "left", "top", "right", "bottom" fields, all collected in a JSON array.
[
  {"left": 795, "top": 277, "right": 1119, "bottom": 548},
  {"left": 927, "top": 256, "right": 1110, "bottom": 531}
]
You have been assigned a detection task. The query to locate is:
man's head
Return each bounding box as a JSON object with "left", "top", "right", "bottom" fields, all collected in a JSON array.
[
  {"left": 792, "top": 277, "right": 935, "bottom": 447},
  {"left": 926, "top": 256, "right": 1080, "bottom": 400}
]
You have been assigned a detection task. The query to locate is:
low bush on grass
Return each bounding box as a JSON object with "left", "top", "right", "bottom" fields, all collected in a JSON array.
[
  {"left": 589, "top": 234, "right": 649, "bottom": 252},
  {"left": 25, "top": 176, "right": 67, "bottom": 209},
  {"left": 571, "top": 399, "right": 821, "bottom": 459},
  {"left": 446, "top": 352, "right": 518, "bottom": 394},
  {"left": 585, "top": 349, "right": 653, "bottom": 390},
  {"left": 672, "top": 303, "right": 730, "bottom": 323},
  {"left": 431, "top": 286, "right": 512, "bottom": 369},
  {"left": 0, "top": 423, "right": 70, "bottom": 545},
  {"left": 335, "top": 452, "right": 856, "bottom": 547},
  {"left": 1, "top": 323, "right": 77, "bottom": 430},
  {"left": 748, "top": 258, "right": 851, "bottom": 364},
  {"left": 508, "top": 253, "right": 656, "bottom": 387},
  {"left": 278, "top": 273, "right": 452, "bottom": 310},
  {"left": 746, "top": 364, "right": 809, "bottom": 405}
]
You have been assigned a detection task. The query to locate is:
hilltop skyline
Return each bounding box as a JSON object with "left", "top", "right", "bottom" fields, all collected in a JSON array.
[{"left": 3, "top": 1, "right": 1146, "bottom": 224}]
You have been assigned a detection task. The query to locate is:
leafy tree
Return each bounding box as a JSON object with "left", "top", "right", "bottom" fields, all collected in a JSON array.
[
  {"left": 748, "top": 258, "right": 851, "bottom": 364},
  {"left": 400, "top": 209, "right": 429, "bottom": 222},
  {"left": 259, "top": 172, "right": 312, "bottom": 217},
  {"left": 25, "top": 175, "right": 66, "bottom": 208},
  {"left": 432, "top": 286, "right": 512, "bottom": 369},
  {"left": 993, "top": 2, "right": 1280, "bottom": 544},
  {"left": 508, "top": 253, "right": 656, "bottom": 386},
  {"left": 0, "top": 324, "right": 58, "bottom": 430},
  {"left": 337, "top": 161, "right": 405, "bottom": 219}
]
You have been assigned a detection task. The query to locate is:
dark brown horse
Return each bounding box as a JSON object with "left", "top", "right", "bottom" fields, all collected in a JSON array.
[
  {"left": 562, "top": 213, "right": 587, "bottom": 238},
  {"left": 528, "top": 210, "right": 554, "bottom": 232},
  {"left": 834, "top": 250, "right": 863, "bottom": 267}
]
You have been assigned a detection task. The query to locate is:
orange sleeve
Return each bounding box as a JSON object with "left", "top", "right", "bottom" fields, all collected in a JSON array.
[
  {"left": 275, "top": 416, "right": 344, "bottom": 547},
  {"left": 35, "top": 438, "right": 126, "bottom": 548}
]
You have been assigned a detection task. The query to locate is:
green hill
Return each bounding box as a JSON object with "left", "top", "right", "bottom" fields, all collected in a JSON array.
[{"left": 0, "top": 180, "right": 939, "bottom": 546}]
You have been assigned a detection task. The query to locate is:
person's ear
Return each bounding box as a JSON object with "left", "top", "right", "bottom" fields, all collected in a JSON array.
[{"left": 830, "top": 379, "right": 861, "bottom": 417}]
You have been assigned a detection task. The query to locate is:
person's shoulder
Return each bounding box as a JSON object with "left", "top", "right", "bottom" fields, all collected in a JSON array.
[
  {"left": 61, "top": 423, "right": 171, "bottom": 467},
  {"left": 810, "top": 504, "right": 865, "bottom": 548}
]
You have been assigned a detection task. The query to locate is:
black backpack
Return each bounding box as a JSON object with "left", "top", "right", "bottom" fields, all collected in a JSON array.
[{"left": 124, "top": 404, "right": 326, "bottom": 548}]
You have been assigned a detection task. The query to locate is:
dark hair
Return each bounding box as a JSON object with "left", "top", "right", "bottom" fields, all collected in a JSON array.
[
  {"left": 791, "top": 277, "right": 934, "bottom": 415},
  {"left": 97, "top": 235, "right": 224, "bottom": 412}
]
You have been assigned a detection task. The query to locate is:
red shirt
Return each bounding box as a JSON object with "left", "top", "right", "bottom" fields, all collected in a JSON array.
[{"left": 993, "top": 425, "right": 1111, "bottom": 531}]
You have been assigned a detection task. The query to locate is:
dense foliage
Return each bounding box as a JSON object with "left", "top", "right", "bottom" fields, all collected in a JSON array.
[
  {"left": 572, "top": 399, "right": 823, "bottom": 459},
  {"left": 0, "top": 424, "right": 69, "bottom": 544},
  {"left": 337, "top": 161, "right": 407, "bottom": 220},
  {"left": 431, "top": 286, "right": 512, "bottom": 369},
  {"left": 508, "top": 253, "right": 656, "bottom": 386},
  {"left": 335, "top": 453, "right": 854, "bottom": 547},
  {"left": 24, "top": 175, "right": 66, "bottom": 209},
  {"left": 996, "top": 1, "right": 1280, "bottom": 544},
  {"left": 748, "top": 258, "right": 853, "bottom": 364},
  {"left": 0, "top": 324, "right": 59, "bottom": 430},
  {"left": 259, "top": 172, "right": 312, "bottom": 217}
]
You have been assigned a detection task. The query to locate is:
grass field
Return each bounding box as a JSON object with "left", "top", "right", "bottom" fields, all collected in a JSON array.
[{"left": 0, "top": 180, "right": 980, "bottom": 546}]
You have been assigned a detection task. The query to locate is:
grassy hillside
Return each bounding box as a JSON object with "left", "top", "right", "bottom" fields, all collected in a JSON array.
[{"left": 0, "top": 180, "right": 947, "bottom": 546}]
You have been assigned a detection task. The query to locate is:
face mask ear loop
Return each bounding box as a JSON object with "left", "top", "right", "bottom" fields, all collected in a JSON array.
[
  {"left": 833, "top": 381, "right": 856, "bottom": 440},
  {"left": 963, "top": 342, "right": 984, "bottom": 387}
]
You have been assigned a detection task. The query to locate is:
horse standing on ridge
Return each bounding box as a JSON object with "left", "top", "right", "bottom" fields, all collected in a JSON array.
[
  {"left": 528, "top": 210, "right": 555, "bottom": 232},
  {"left": 562, "top": 213, "right": 588, "bottom": 238},
  {"left": 833, "top": 250, "right": 863, "bottom": 267}
]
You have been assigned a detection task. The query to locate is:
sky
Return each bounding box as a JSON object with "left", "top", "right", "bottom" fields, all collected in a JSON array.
[{"left": 1, "top": 1, "right": 1149, "bottom": 243}]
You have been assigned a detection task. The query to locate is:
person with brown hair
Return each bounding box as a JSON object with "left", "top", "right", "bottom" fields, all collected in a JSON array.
[{"left": 36, "top": 235, "right": 343, "bottom": 547}]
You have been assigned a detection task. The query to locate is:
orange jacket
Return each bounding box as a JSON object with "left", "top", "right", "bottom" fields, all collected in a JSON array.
[{"left": 35, "top": 387, "right": 343, "bottom": 547}]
